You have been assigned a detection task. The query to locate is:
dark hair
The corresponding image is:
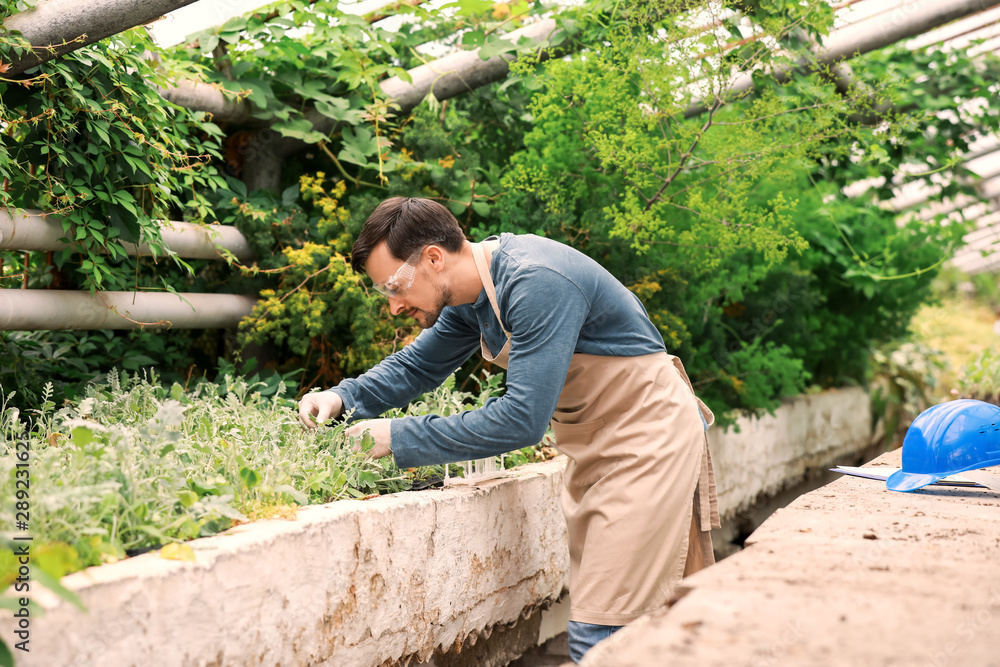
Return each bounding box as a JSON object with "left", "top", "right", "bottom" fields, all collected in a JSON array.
[{"left": 351, "top": 197, "right": 467, "bottom": 275}]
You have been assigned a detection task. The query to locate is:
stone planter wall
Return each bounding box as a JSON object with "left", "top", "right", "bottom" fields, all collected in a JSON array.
[
  {"left": 710, "top": 386, "right": 871, "bottom": 519},
  {"left": 7, "top": 461, "right": 570, "bottom": 667}
]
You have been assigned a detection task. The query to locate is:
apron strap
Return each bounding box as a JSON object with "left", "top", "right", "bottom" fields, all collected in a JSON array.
[
  {"left": 699, "top": 442, "right": 721, "bottom": 530},
  {"left": 669, "top": 354, "right": 721, "bottom": 531},
  {"left": 471, "top": 240, "right": 509, "bottom": 336},
  {"left": 670, "top": 355, "right": 716, "bottom": 428}
]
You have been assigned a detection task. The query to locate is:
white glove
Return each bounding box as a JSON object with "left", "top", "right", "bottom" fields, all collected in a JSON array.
[{"left": 298, "top": 391, "right": 344, "bottom": 428}]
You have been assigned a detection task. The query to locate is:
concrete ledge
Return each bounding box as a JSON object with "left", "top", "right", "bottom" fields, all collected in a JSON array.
[
  {"left": 4, "top": 460, "right": 570, "bottom": 667},
  {"left": 710, "top": 386, "right": 871, "bottom": 519},
  {"left": 582, "top": 449, "right": 1000, "bottom": 666}
]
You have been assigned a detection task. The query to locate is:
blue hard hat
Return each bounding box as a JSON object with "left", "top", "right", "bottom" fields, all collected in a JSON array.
[{"left": 886, "top": 399, "right": 1000, "bottom": 492}]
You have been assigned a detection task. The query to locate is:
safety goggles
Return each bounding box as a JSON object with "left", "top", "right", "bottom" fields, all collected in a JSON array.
[{"left": 372, "top": 241, "right": 442, "bottom": 299}]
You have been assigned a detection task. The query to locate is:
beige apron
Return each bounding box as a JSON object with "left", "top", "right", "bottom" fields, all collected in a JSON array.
[{"left": 472, "top": 241, "right": 721, "bottom": 625}]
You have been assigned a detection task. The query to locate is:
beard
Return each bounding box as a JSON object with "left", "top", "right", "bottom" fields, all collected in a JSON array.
[{"left": 414, "top": 284, "right": 451, "bottom": 328}]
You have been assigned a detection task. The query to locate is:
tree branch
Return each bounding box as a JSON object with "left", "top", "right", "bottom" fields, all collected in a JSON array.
[{"left": 644, "top": 100, "right": 722, "bottom": 211}]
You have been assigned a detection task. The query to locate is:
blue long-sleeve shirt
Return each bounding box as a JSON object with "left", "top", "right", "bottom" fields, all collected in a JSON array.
[{"left": 332, "top": 233, "right": 666, "bottom": 467}]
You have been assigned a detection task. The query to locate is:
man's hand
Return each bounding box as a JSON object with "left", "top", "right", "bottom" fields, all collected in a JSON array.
[
  {"left": 298, "top": 391, "right": 344, "bottom": 428},
  {"left": 345, "top": 418, "right": 393, "bottom": 459}
]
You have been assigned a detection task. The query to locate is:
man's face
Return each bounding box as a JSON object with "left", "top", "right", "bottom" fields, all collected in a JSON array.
[{"left": 366, "top": 242, "right": 451, "bottom": 328}]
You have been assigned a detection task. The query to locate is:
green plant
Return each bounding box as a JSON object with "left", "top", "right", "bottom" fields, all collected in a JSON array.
[
  {"left": 0, "top": 328, "right": 206, "bottom": 412},
  {"left": 0, "top": 23, "right": 226, "bottom": 294},
  {"left": 172, "top": 0, "right": 549, "bottom": 189},
  {"left": 0, "top": 366, "right": 514, "bottom": 582},
  {"left": 0, "top": 538, "right": 85, "bottom": 667},
  {"left": 957, "top": 347, "right": 1000, "bottom": 406},
  {"left": 210, "top": 174, "right": 418, "bottom": 389},
  {"left": 970, "top": 273, "right": 1000, "bottom": 310},
  {"left": 870, "top": 341, "right": 949, "bottom": 449},
  {"left": 489, "top": 1, "right": 998, "bottom": 425}
]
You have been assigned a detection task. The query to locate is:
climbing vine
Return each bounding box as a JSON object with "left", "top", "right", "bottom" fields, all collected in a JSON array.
[{"left": 0, "top": 10, "right": 226, "bottom": 294}]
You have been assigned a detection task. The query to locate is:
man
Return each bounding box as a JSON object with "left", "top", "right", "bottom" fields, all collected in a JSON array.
[{"left": 299, "top": 197, "right": 719, "bottom": 663}]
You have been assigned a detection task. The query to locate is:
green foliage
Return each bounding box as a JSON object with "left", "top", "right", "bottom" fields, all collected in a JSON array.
[
  {"left": 179, "top": 2, "right": 407, "bottom": 178},
  {"left": 491, "top": 0, "right": 1000, "bottom": 424},
  {"left": 0, "top": 27, "right": 226, "bottom": 293},
  {"left": 173, "top": 0, "right": 551, "bottom": 186},
  {"left": 722, "top": 167, "right": 967, "bottom": 391},
  {"left": 969, "top": 273, "right": 1000, "bottom": 310},
  {"left": 0, "top": 538, "right": 84, "bottom": 666},
  {"left": 957, "top": 347, "right": 1000, "bottom": 406},
  {"left": 830, "top": 45, "right": 1000, "bottom": 198},
  {"left": 869, "top": 341, "right": 949, "bottom": 449},
  {"left": 205, "top": 173, "right": 419, "bottom": 387},
  {"left": 0, "top": 369, "right": 510, "bottom": 578},
  {"left": 204, "top": 78, "right": 536, "bottom": 386},
  {"left": 0, "top": 8, "right": 231, "bottom": 421},
  {"left": 0, "top": 1, "right": 37, "bottom": 16},
  {"left": 499, "top": 2, "right": 856, "bottom": 422},
  {"left": 0, "top": 328, "right": 201, "bottom": 411}
]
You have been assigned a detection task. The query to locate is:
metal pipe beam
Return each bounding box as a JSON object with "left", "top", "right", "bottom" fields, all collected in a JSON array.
[
  {"left": 0, "top": 209, "right": 254, "bottom": 262},
  {"left": 157, "top": 0, "right": 428, "bottom": 127},
  {"left": 886, "top": 167, "right": 999, "bottom": 214},
  {"left": 969, "top": 32, "right": 1000, "bottom": 56},
  {"left": 192, "top": 17, "right": 561, "bottom": 191},
  {"left": 960, "top": 231, "right": 1000, "bottom": 251},
  {"left": 963, "top": 210, "right": 1000, "bottom": 243},
  {"left": 962, "top": 135, "right": 1000, "bottom": 162},
  {"left": 161, "top": 17, "right": 559, "bottom": 127},
  {"left": 979, "top": 174, "right": 1000, "bottom": 200},
  {"left": 907, "top": 5, "right": 1000, "bottom": 50},
  {"left": 166, "top": 16, "right": 560, "bottom": 191},
  {"left": 181, "top": 2, "right": 989, "bottom": 127},
  {"left": 897, "top": 194, "right": 984, "bottom": 223},
  {"left": 843, "top": 136, "right": 1000, "bottom": 200},
  {"left": 3, "top": 0, "right": 200, "bottom": 75},
  {"left": 965, "top": 148, "right": 1000, "bottom": 181},
  {"left": 379, "top": 19, "right": 558, "bottom": 113},
  {"left": 950, "top": 248, "right": 1000, "bottom": 274},
  {"left": 875, "top": 142, "right": 1000, "bottom": 212},
  {"left": 685, "top": 0, "right": 1000, "bottom": 117},
  {"left": 0, "top": 289, "right": 256, "bottom": 330}
]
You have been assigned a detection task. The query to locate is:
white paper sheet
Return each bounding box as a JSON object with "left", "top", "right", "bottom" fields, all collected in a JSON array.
[{"left": 831, "top": 466, "right": 984, "bottom": 487}]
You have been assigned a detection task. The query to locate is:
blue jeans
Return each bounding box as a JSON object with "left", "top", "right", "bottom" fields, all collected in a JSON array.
[{"left": 567, "top": 621, "right": 623, "bottom": 663}]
